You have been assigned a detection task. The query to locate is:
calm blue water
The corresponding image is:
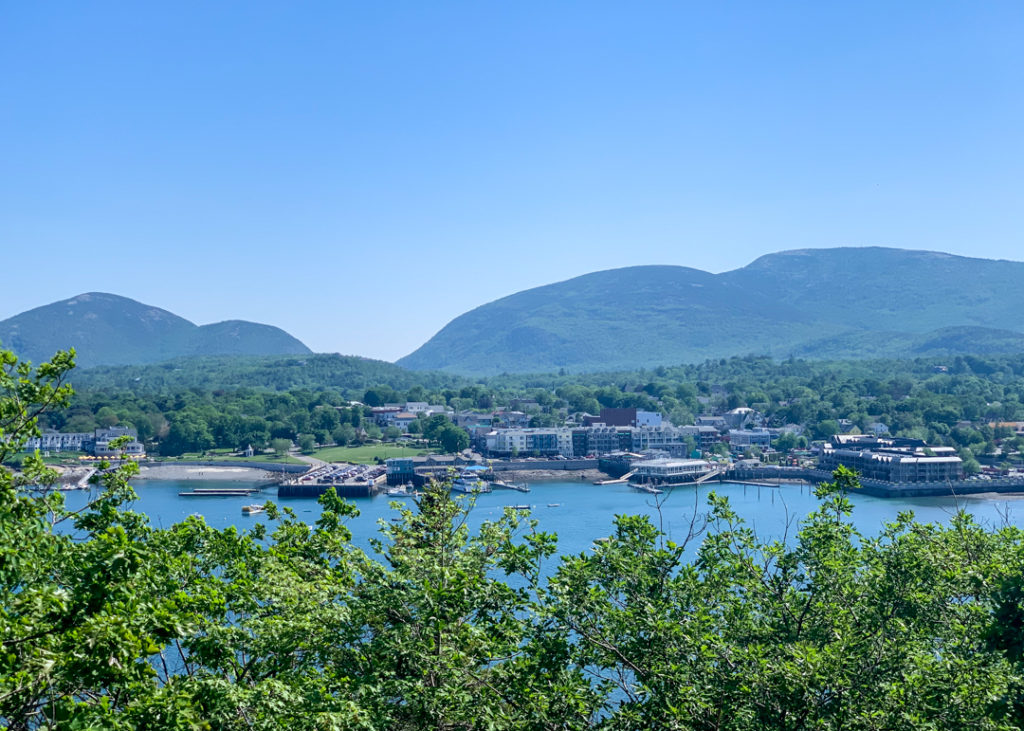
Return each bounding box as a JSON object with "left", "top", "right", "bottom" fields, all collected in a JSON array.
[{"left": 59, "top": 479, "right": 1024, "bottom": 559}]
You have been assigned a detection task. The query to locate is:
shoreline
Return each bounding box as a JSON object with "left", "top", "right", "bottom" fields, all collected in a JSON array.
[
  {"left": 133, "top": 464, "right": 280, "bottom": 482},
  {"left": 498, "top": 468, "right": 604, "bottom": 482}
]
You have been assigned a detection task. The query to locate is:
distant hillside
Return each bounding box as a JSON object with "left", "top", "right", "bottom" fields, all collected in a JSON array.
[
  {"left": 69, "top": 353, "right": 465, "bottom": 395},
  {"left": 398, "top": 248, "right": 1024, "bottom": 374},
  {"left": 0, "top": 293, "right": 311, "bottom": 367}
]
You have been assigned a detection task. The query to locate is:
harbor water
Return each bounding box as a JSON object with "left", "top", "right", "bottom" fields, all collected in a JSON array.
[{"left": 57, "top": 478, "right": 1024, "bottom": 559}]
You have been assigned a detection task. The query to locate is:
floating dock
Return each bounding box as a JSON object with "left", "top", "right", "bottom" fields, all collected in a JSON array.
[
  {"left": 178, "top": 487, "right": 262, "bottom": 497},
  {"left": 491, "top": 480, "right": 530, "bottom": 492}
]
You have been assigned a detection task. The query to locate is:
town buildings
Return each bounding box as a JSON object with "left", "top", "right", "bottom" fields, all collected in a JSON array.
[{"left": 24, "top": 426, "right": 145, "bottom": 457}]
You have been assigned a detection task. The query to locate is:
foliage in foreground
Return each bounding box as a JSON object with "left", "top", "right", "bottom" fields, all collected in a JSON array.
[{"left": 5, "top": 350, "right": 1024, "bottom": 728}]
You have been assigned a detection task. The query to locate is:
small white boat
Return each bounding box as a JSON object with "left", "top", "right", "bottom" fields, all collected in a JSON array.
[
  {"left": 547, "top": 503, "right": 561, "bottom": 507},
  {"left": 452, "top": 472, "right": 492, "bottom": 493},
  {"left": 510, "top": 504, "right": 531, "bottom": 510},
  {"left": 241, "top": 504, "right": 265, "bottom": 515}
]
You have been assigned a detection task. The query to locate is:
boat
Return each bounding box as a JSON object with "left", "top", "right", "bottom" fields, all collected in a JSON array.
[
  {"left": 547, "top": 503, "right": 561, "bottom": 507},
  {"left": 241, "top": 504, "right": 265, "bottom": 515},
  {"left": 451, "top": 472, "right": 492, "bottom": 493},
  {"left": 509, "top": 504, "right": 531, "bottom": 510},
  {"left": 452, "top": 470, "right": 489, "bottom": 490},
  {"left": 385, "top": 485, "right": 411, "bottom": 496}
]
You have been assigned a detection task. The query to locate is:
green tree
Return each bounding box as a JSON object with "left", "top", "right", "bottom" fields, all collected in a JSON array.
[
  {"left": 298, "top": 433, "right": 316, "bottom": 454},
  {"left": 438, "top": 424, "right": 470, "bottom": 454},
  {"left": 549, "top": 466, "right": 1021, "bottom": 728},
  {"left": 271, "top": 437, "right": 292, "bottom": 456},
  {"left": 333, "top": 423, "right": 356, "bottom": 446}
]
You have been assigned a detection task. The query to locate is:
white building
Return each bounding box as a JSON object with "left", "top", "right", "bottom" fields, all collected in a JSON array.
[
  {"left": 487, "top": 428, "right": 573, "bottom": 457},
  {"left": 632, "top": 458, "right": 714, "bottom": 485}
]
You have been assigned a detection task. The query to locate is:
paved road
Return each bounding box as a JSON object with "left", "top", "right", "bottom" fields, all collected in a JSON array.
[{"left": 293, "top": 453, "right": 326, "bottom": 468}]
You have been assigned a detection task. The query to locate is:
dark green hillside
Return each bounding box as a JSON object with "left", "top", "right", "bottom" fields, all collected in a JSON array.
[
  {"left": 724, "top": 247, "right": 1024, "bottom": 331},
  {"left": 398, "top": 265, "right": 819, "bottom": 374},
  {"left": 0, "top": 293, "right": 310, "bottom": 367},
  {"left": 70, "top": 353, "right": 465, "bottom": 395},
  {"left": 399, "top": 248, "right": 1024, "bottom": 374},
  {"left": 188, "top": 320, "right": 310, "bottom": 357}
]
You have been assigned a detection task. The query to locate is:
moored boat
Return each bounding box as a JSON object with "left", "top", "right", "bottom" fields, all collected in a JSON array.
[{"left": 451, "top": 472, "right": 492, "bottom": 493}]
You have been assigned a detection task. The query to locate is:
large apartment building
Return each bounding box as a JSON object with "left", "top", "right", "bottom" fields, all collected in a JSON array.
[{"left": 819, "top": 434, "right": 962, "bottom": 483}]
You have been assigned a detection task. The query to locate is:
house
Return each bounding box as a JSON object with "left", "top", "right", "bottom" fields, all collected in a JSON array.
[
  {"left": 492, "top": 410, "right": 530, "bottom": 428},
  {"left": 723, "top": 408, "right": 757, "bottom": 429},
  {"left": 696, "top": 415, "right": 728, "bottom": 431},
  {"left": 391, "top": 413, "right": 418, "bottom": 432}
]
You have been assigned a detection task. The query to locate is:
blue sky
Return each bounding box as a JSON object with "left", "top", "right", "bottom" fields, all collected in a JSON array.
[{"left": 2, "top": 2, "right": 1022, "bottom": 361}]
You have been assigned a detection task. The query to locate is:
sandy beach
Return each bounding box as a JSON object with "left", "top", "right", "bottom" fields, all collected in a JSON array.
[{"left": 133, "top": 464, "right": 281, "bottom": 482}]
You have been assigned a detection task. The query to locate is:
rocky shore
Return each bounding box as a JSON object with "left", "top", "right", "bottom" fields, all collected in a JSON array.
[{"left": 498, "top": 468, "right": 604, "bottom": 482}]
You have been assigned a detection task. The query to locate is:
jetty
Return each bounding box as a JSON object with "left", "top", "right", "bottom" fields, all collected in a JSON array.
[{"left": 491, "top": 480, "right": 530, "bottom": 492}]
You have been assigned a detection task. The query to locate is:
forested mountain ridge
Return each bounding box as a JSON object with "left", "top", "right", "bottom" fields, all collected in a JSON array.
[
  {"left": 69, "top": 353, "right": 466, "bottom": 394},
  {"left": 398, "top": 247, "right": 1024, "bottom": 374},
  {"left": 0, "top": 292, "right": 311, "bottom": 367}
]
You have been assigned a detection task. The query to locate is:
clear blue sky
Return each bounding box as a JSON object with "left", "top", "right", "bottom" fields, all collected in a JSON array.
[{"left": 2, "top": 2, "right": 1022, "bottom": 361}]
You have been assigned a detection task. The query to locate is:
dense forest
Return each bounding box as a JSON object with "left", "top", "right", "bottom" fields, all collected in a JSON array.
[
  {"left": 45, "top": 353, "right": 1024, "bottom": 467},
  {"left": 7, "top": 350, "right": 1024, "bottom": 728}
]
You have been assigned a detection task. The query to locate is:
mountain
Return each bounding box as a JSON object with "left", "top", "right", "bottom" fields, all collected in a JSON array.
[
  {"left": 0, "top": 293, "right": 311, "bottom": 368},
  {"left": 398, "top": 248, "right": 1024, "bottom": 374}
]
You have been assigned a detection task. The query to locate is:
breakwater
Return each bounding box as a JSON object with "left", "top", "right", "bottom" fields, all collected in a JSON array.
[{"left": 725, "top": 466, "right": 1024, "bottom": 498}]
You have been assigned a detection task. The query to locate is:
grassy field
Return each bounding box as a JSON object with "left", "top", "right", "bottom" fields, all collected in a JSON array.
[{"left": 311, "top": 444, "right": 430, "bottom": 464}]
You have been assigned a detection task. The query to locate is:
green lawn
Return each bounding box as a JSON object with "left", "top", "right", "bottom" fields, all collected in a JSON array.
[{"left": 311, "top": 444, "right": 430, "bottom": 464}]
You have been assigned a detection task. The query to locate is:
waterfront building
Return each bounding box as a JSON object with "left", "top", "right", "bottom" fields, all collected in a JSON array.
[
  {"left": 23, "top": 430, "right": 89, "bottom": 452},
  {"left": 587, "top": 426, "right": 635, "bottom": 455},
  {"left": 632, "top": 458, "right": 714, "bottom": 485},
  {"left": 487, "top": 428, "right": 573, "bottom": 457},
  {"left": 819, "top": 434, "right": 962, "bottom": 483},
  {"left": 385, "top": 457, "right": 416, "bottom": 485},
  {"left": 24, "top": 426, "right": 144, "bottom": 457}
]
